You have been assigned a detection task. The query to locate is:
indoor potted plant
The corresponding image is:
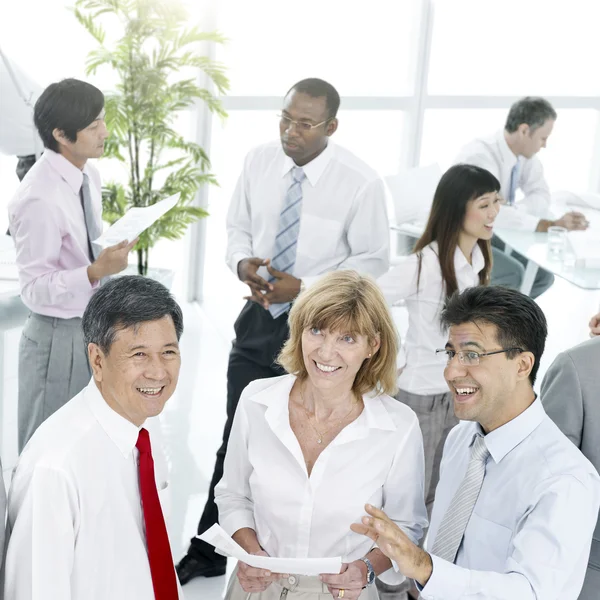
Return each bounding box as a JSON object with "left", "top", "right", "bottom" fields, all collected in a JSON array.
[{"left": 74, "top": 0, "right": 229, "bottom": 276}]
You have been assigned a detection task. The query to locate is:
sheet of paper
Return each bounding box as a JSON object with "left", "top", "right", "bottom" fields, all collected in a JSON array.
[
  {"left": 198, "top": 524, "right": 342, "bottom": 575},
  {"left": 93, "top": 193, "right": 180, "bottom": 247}
]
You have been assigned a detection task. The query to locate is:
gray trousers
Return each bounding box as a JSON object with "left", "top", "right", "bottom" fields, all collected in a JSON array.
[
  {"left": 18, "top": 313, "right": 91, "bottom": 452},
  {"left": 491, "top": 238, "right": 554, "bottom": 299},
  {"left": 376, "top": 389, "right": 457, "bottom": 600}
]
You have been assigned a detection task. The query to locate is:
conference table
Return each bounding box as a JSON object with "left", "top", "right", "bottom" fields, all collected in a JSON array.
[{"left": 392, "top": 206, "right": 600, "bottom": 296}]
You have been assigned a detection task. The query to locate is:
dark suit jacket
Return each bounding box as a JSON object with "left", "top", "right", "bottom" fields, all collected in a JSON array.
[{"left": 542, "top": 337, "right": 600, "bottom": 600}]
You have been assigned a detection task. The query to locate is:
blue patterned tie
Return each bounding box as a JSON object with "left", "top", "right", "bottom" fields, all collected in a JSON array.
[
  {"left": 508, "top": 159, "right": 521, "bottom": 206},
  {"left": 268, "top": 166, "right": 306, "bottom": 318}
]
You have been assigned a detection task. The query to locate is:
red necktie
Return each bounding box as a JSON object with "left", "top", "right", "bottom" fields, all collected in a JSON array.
[{"left": 136, "top": 427, "right": 179, "bottom": 599}]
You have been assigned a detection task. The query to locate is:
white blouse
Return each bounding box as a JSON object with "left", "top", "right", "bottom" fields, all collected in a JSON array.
[
  {"left": 378, "top": 241, "right": 485, "bottom": 395},
  {"left": 215, "top": 374, "right": 428, "bottom": 585}
]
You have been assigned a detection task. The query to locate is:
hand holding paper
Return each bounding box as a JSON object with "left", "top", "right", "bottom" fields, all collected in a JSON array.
[
  {"left": 93, "top": 194, "right": 180, "bottom": 247},
  {"left": 198, "top": 524, "right": 342, "bottom": 576}
]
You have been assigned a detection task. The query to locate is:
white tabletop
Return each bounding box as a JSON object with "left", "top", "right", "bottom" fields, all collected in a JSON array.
[{"left": 392, "top": 206, "right": 600, "bottom": 293}]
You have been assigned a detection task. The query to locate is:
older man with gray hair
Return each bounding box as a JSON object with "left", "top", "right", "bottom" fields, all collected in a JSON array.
[
  {"left": 5, "top": 276, "right": 183, "bottom": 600},
  {"left": 455, "top": 96, "right": 588, "bottom": 298}
]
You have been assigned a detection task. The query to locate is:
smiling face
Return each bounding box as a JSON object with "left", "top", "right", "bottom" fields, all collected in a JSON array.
[
  {"left": 89, "top": 315, "right": 181, "bottom": 426},
  {"left": 301, "top": 327, "right": 379, "bottom": 396},
  {"left": 443, "top": 321, "right": 524, "bottom": 432},
  {"left": 461, "top": 191, "right": 501, "bottom": 243}
]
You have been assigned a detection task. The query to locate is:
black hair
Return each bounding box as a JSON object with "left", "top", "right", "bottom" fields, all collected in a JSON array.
[
  {"left": 286, "top": 78, "right": 341, "bottom": 118},
  {"left": 34, "top": 78, "right": 104, "bottom": 152},
  {"left": 82, "top": 276, "right": 184, "bottom": 354},
  {"left": 414, "top": 164, "right": 500, "bottom": 298},
  {"left": 441, "top": 286, "right": 547, "bottom": 385}
]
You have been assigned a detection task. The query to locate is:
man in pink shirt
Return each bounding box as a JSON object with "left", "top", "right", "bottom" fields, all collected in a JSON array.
[{"left": 8, "top": 78, "right": 136, "bottom": 451}]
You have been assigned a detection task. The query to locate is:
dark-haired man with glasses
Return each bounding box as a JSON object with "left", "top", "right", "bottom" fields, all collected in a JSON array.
[
  {"left": 176, "top": 78, "right": 390, "bottom": 584},
  {"left": 353, "top": 285, "right": 600, "bottom": 600}
]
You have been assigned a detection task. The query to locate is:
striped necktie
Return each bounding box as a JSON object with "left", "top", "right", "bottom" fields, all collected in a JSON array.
[
  {"left": 80, "top": 172, "right": 102, "bottom": 261},
  {"left": 268, "top": 166, "right": 306, "bottom": 318},
  {"left": 507, "top": 159, "right": 521, "bottom": 206},
  {"left": 430, "top": 433, "right": 490, "bottom": 563}
]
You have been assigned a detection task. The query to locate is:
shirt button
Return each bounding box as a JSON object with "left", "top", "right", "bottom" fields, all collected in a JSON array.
[{"left": 288, "top": 576, "right": 297, "bottom": 585}]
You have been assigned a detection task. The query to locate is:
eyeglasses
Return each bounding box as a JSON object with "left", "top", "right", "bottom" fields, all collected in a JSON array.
[
  {"left": 277, "top": 113, "right": 330, "bottom": 132},
  {"left": 435, "top": 347, "right": 523, "bottom": 366}
]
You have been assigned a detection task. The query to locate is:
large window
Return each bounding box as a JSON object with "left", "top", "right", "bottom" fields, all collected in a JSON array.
[{"left": 428, "top": 0, "right": 600, "bottom": 95}]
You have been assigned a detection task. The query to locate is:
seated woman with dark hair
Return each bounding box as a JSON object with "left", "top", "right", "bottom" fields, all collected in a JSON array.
[{"left": 216, "top": 270, "right": 427, "bottom": 600}]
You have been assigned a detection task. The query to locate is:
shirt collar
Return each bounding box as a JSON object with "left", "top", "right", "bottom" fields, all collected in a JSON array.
[
  {"left": 280, "top": 141, "right": 335, "bottom": 186},
  {"left": 43, "top": 148, "right": 90, "bottom": 195},
  {"left": 84, "top": 380, "right": 142, "bottom": 457},
  {"left": 453, "top": 242, "right": 485, "bottom": 275},
  {"left": 496, "top": 129, "right": 519, "bottom": 169},
  {"left": 476, "top": 398, "right": 546, "bottom": 464},
  {"left": 250, "top": 374, "right": 397, "bottom": 434}
]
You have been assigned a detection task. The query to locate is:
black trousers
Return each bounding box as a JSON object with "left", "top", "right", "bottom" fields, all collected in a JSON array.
[{"left": 188, "top": 301, "right": 289, "bottom": 561}]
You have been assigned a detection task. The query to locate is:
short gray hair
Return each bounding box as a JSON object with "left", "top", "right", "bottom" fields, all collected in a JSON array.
[
  {"left": 505, "top": 97, "right": 557, "bottom": 133},
  {"left": 82, "top": 276, "right": 184, "bottom": 354}
]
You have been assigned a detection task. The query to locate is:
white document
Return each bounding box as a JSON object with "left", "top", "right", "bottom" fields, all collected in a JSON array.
[
  {"left": 93, "top": 193, "right": 180, "bottom": 247},
  {"left": 198, "top": 524, "right": 342, "bottom": 575}
]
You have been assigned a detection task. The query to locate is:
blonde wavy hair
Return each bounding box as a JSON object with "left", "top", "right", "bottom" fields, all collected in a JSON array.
[{"left": 278, "top": 270, "right": 398, "bottom": 397}]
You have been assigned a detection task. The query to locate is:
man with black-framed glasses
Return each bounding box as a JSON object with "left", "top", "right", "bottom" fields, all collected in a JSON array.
[
  {"left": 353, "top": 285, "right": 600, "bottom": 600},
  {"left": 176, "top": 78, "right": 390, "bottom": 584}
]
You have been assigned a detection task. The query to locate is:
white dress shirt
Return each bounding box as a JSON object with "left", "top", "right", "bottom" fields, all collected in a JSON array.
[
  {"left": 226, "top": 140, "right": 390, "bottom": 287},
  {"left": 455, "top": 130, "right": 551, "bottom": 231},
  {"left": 4, "top": 382, "right": 181, "bottom": 600},
  {"left": 419, "top": 399, "right": 600, "bottom": 600},
  {"left": 377, "top": 242, "right": 485, "bottom": 395},
  {"left": 215, "top": 374, "right": 428, "bottom": 585}
]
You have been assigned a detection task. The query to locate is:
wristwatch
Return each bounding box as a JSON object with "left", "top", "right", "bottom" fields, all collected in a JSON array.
[{"left": 358, "top": 557, "right": 375, "bottom": 586}]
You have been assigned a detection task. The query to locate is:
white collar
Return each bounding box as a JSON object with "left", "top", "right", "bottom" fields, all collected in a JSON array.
[
  {"left": 84, "top": 380, "right": 142, "bottom": 458},
  {"left": 496, "top": 129, "right": 519, "bottom": 169},
  {"left": 474, "top": 398, "right": 546, "bottom": 464},
  {"left": 280, "top": 141, "right": 335, "bottom": 187},
  {"left": 249, "top": 374, "right": 397, "bottom": 443}
]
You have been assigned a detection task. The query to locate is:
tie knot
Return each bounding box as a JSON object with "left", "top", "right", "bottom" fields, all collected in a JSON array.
[
  {"left": 292, "top": 167, "right": 306, "bottom": 184},
  {"left": 136, "top": 427, "right": 152, "bottom": 454},
  {"left": 471, "top": 434, "right": 490, "bottom": 463}
]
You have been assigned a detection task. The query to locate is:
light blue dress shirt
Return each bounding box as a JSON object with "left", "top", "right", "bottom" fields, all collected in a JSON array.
[{"left": 420, "top": 399, "right": 600, "bottom": 600}]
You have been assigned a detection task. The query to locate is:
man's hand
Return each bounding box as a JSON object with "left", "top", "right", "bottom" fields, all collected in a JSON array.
[
  {"left": 590, "top": 312, "right": 600, "bottom": 337},
  {"left": 236, "top": 550, "right": 287, "bottom": 594},
  {"left": 238, "top": 257, "right": 272, "bottom": 310},
  {"left": 320, "top": 562, "right": 367, "bottom": 600},
  {"left": 87, "top": 238, "right": 137, "bottom": 284},
  {"left": 351, "top": 504, "right": 433, "bottom": 587},
  {"left": 537, "top": 211, "right": 589, "bottom": 232},
  {"left": 263, "top": 262, "right": 301, "bottom": 304}
]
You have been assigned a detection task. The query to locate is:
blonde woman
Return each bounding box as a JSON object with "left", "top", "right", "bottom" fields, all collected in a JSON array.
[{"left": 216, "top": 270, "right": 427, "bottom": 600}]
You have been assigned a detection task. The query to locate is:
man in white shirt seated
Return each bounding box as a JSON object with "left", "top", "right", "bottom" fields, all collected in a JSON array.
[
  {"left": 455, "top": 97, "right": 588, "bottom": 298},
  {"left": 4, "top": 276, "right": 184, "bottom": 600},
  {"left": 353, "top": 285, "right": 600, "bottom": 600},
  {"left": 177, "top": 77, "right": 390, "bottom": 584}
]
